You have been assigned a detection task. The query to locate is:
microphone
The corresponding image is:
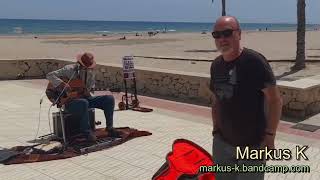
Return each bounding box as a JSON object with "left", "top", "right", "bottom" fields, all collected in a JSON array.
[
  {"left": 76, "top": 63, "right": 81, "bottom": 75},
  {"left": 76, "top": 63, "right": 81, "bottom": 69}
]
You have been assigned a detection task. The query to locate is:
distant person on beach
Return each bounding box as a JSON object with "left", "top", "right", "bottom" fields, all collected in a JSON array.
[
  {"left": 46, "top": 52, "right": 121, "bottom": 142},
  {"left": 163, "top": 27, "right": 167, "bottom": 33},
  {"left": 210, "top": 16, "right": 282, "bottom": 180}
]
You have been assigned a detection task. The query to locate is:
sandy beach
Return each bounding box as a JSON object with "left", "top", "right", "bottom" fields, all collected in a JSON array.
[{"left": 0, "top": 31, "right": 320, "bottom": 79}]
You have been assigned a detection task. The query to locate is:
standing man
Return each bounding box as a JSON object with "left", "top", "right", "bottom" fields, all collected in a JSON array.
[
  {"left": 209, "top": 16, "right": 283, "bottom": 180},
  {"left": 46, "top": 52, "right": 121, "bottom": 142}
]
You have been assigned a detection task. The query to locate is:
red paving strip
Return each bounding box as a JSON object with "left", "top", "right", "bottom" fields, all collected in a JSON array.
[{"left": 24, "top": 79, "right": 320, "bottom": 140}]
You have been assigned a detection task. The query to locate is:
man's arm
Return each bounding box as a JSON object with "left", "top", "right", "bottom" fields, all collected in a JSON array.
[
  {"left": 46, "top": 64, "right": 74, "bottom": 88},
  {"left": 261, "top": 85, "right": 283, "bottom": 148},
  {"left": 211, "top": 93, "right": 219, "bottom": 135},
  {"left": 262, "top": 85, "right": 282, "bottom": 134},
  {"left": 209, "top": 61, "right": 219, "bottom": 135}
]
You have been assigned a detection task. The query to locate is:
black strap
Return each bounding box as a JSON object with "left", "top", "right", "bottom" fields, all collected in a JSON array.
[
  {"left": 76, "top": 63, "right": 81, "bottom": 78},
  {"left": 84, "top": 70, "right": 87, "bottom": 87}
]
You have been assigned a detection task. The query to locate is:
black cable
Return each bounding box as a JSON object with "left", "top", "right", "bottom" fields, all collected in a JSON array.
[
  {"left": 34, "top": 94, "right": 46, "bottom": 141},
  {"left": 48, "top": 104, "right": 53, "bottom": 135}
]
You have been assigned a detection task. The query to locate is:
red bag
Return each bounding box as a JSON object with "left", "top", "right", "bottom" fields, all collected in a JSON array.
[{"left": 152, "top": 139, "right": 215, "bottom": 180}]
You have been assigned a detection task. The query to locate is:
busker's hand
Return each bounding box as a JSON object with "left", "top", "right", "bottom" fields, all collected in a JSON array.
[
  {"left": 58, "top": 82, "right": 71, "bottom": 92},
  {"left": 83, "top": 89, "right": 91, "bottom": 97},
  {"left": 261, "top": 134, "right": 275, "bottom": 149}
]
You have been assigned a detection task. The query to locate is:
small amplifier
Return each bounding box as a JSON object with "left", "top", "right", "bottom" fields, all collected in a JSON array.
[{"left": 53, "top": 109, "right": 95, "bottom": 139}]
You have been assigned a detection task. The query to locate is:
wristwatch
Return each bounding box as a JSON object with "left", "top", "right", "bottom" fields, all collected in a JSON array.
[{"left": 212, "top": 129, "right": 219, "bottom": 136}]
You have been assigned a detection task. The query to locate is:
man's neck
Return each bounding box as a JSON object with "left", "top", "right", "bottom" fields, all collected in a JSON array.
[{"left": 223, "top": 47, "right": 243, "bottom": 62}]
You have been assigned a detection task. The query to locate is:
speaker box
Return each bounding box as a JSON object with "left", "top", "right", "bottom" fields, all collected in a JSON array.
[{"left": 53, "top": 109, "right": 95, "bottom": 139}]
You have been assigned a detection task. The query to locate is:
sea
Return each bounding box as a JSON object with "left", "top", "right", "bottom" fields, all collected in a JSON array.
[{"left": 0, "top": 19, "right": 319, "bottom": 35}]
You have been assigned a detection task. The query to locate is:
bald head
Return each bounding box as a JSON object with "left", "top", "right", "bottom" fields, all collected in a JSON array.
[
  {"left": 212, "top": 16, "right": 242, "bottom": 59},
  {"left": 214, "top": 16, "right": 240, "bottom": 31}
]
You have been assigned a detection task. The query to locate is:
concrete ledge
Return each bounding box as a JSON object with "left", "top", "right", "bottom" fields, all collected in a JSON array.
[
  {"left": 278, "top": 79, "right": 320, "bottom": 90},
  {"left": 1, "top": 58, "right": 320, "bottom": 121}
]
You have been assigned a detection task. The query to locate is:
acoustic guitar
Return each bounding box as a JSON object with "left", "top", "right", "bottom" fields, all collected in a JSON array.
[{"left": 46, "top": 78, "right": 120, "bottom": 107}]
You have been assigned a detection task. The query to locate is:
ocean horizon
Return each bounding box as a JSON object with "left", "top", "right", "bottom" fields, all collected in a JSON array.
[{"left": 0, "top": 18, "right": 319, "bottom": 35}]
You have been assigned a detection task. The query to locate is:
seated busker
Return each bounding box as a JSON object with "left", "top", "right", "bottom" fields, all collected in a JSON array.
[{"left": 46, "top": 52, "right": 121, "bottom": 142}]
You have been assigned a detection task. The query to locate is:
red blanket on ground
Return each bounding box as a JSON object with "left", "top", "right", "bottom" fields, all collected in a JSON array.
[{"left": 1, "top": 127, "right": 151, "bottom": 165}]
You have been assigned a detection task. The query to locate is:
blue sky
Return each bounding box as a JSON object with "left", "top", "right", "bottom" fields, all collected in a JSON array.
[{"left": 0, "top": 0, "right": 319, "bottom": 24}]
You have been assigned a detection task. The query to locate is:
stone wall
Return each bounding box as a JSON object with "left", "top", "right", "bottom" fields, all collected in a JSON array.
[
  {"left": 0, "top": 59, "right": 70, "bottom": 80},
  {"left": 94, "top": 63, "right": 320, "bottom": 120},
  {"left": 278, "top": 79, "right": 320, "bottom": 119},
  {"left": 1, "top": 59, "right": 320, "bottom": 120},
  {"left": 94, "top": 63, "right": 212, "bottom": 106}
]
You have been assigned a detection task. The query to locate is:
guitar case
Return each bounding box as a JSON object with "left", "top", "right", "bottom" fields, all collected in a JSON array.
[{"left": 152, "top": 139, "right": 215, "bottom": 180}]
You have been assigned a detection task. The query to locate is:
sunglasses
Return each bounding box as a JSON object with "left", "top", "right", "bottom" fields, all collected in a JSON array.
[{"left": 211, "top": 29, "right": 239, "bottom": 39}]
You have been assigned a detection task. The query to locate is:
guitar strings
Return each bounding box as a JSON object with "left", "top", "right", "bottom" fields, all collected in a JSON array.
[{"left": 52, "top": 70, "right": 77, "bottom": 106}]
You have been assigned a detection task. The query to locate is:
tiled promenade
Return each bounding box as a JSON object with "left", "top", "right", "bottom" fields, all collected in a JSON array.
[{"left": 0, "top": 80, "right": 319, "bottom": 180}]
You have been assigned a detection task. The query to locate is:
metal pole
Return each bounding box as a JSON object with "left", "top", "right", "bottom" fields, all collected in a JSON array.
[
  {"left": 133, "top": 78, "right": 138, "bottom": 100},
  {"left": 124, "top": 79, "right": 129, "bottom": 110},
  {"left": 59, "top": 108, "right": 67, "bottom": 146}
]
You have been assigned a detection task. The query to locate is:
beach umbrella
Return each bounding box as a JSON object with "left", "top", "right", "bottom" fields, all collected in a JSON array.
[
  {"left": 292, "top": 0, "right": 306, "bottom": 70},
  {"left": 212, "top": 0, "right": 226, "bottom": 16}
]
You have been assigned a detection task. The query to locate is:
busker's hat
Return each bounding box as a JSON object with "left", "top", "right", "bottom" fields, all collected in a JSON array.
[{"left": 76, "top": 52, "right": 96, "bottom": 69}]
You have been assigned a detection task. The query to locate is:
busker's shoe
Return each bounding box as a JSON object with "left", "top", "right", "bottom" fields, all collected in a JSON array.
[{"left": 105, "top": 128, "right": 122, "bottom": 138}]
